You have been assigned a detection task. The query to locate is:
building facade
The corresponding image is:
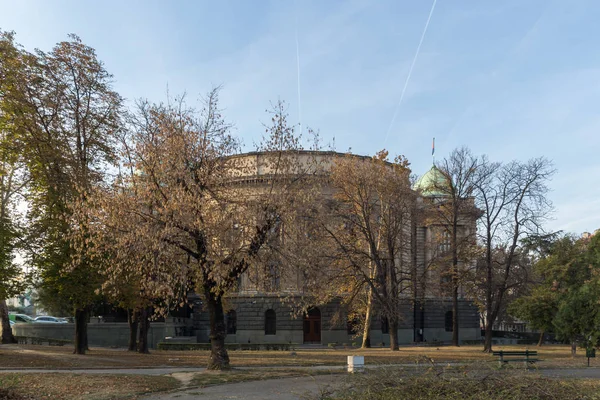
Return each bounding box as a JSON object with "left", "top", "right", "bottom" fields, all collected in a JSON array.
[{"left": 192, "top": 152, "right": 480, "bottom": 345}]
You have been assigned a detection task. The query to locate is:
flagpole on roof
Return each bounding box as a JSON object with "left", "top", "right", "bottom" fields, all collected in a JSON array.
[{"left": 432, "top": 137, "right": 435, "bottom": 166}]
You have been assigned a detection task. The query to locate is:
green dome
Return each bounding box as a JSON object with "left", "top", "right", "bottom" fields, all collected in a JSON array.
[{"left": 414, "top": 165, "right": 450, "bottom": 197}]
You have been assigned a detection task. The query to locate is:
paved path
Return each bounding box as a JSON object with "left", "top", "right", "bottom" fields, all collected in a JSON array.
[
  {"left": 4, "top": 365, "right": 600, "bottom": 377},
  {"left": 540, "top": 368, "right": 600, "bottom": 379},
  {"left": 142, "top": 374, "right": 344, "bottom": 400},
  {"left": 0, "top": 363, "right": 440, "bottom": 374},
  {"left": 0, "top": 367, "right": 207, "bottom": 375}
]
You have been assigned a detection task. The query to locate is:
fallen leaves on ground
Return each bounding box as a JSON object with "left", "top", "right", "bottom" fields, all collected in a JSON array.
[{"left": 0, "top": 373, "right": 179, "bottom": 400}]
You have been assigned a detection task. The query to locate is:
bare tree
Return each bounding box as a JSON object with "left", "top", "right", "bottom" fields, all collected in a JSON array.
[
  {"left": 427, "top": 147, "right": 481, "bottom": 346},
  {"left": 473, "top": 157, "right": 554, "bottom": 352}
]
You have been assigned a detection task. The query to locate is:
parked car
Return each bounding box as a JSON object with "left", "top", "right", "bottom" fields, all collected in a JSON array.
[
  {"left": 34, "top": 316, "right": 68, "bottom": 323},
  {"left": 8, "top": 314, "right": 35, "bottom": 323}
]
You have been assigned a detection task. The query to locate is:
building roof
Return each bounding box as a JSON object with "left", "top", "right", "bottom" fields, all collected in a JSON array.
[{"left": 413, "top": 165, "right": 450, "bottom": 197}]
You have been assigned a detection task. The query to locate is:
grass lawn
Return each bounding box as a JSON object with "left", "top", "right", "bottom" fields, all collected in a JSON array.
[
  {"left": 322, "top": 365, "right": 600, "bottom": 400},
  {"left": 0, "top": 373, "right": 179, "bottom": 400},
  {"left": 1, "top": 344, "right": 599, "bottom": 399},
  {"left": 0, "top": 343, "right": 596, "bottom": 370}
]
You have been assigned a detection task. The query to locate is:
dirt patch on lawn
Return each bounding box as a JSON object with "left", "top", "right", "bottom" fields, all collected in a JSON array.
[
  {"left": 0, "top": 373, "right": 179, "bottom": 400},
  {"left": 190, "top": 368, "right": 340, "bottom": 388}
]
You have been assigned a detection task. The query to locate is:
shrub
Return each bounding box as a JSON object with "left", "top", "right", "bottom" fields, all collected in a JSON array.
[{"left": 316, "top": 362, "right": 600, "bottom": 400}]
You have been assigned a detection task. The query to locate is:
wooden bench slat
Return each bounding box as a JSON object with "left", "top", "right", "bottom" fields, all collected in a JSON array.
[{"left": 493, "top": 351, "right": 537, "bottom": 355}]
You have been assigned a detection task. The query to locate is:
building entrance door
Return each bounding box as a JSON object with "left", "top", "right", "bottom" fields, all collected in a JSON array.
[{"left": 303, "top": 307, "right": 321, "bottom": 343}]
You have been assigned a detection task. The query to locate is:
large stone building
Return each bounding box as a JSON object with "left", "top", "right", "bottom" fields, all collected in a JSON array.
[{"left": 193, "top": 151, "right": 481, "bottom": 346}]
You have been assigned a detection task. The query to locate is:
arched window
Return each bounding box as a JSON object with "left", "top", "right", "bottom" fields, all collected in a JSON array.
[
  {"left": 226, "top": 310, "right": 237, "bottom": 334},
  {"left": 265, "top": 309, "right": 276, "bottom": 335},
  {"left": 381, "top": 316, "right": 389, "bottom": 334},
  {"left": 445, "top": 311, "right": 453, "bottom": 332}
]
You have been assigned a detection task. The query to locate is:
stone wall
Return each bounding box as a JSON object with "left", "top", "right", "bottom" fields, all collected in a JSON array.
[{"left": 13, "top": 321, "right": 187, "bottom": 349}]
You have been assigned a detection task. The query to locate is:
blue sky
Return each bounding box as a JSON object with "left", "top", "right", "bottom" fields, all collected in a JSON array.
[{"left": 1, "top": 0, "right": 599, "bottom": 235}]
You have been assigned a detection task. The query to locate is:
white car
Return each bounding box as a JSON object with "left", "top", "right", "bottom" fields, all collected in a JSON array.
[{"left": 34, "top": 316, "right": 68, "bottom": 323}]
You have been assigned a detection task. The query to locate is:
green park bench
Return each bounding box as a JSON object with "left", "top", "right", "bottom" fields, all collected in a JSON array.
[{"left": 493, "top": 350, "right": 539, "bottom": 368}]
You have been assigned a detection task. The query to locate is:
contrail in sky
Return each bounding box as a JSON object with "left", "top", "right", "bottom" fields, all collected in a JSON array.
[
  {"left": 295, "top": 0, "right": 302, "bottom": 135},
  {"left": 384, "top": 0, "right": 437, "bottom": 144}
]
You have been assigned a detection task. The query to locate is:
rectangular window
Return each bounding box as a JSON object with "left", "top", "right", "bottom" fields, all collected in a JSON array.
[
  {"left": 445, "top": 311, "right": 453, "bottom": 332},
  {"left": 381, "top": 316, "right": 389, "bottom": 334},
  {"left": 439, "top": 231, "right": 451, "bottom": 254},
  {"left": 265, "top": 309, "right": 276, "bottom": 335},
  {"left": 226, "top": 310, "right": 237, "bottom": 335}
]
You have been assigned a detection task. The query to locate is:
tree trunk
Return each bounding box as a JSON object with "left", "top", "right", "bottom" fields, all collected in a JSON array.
[
  {"left": 127, "top": 309, "right": 138, "bottom": 352},
  {"left": 389, "top": 319, "right": 399, "bottom": 351},
  {"left": 84, "top": 317, "right": 89, "bottom": 351},
  {"left": 361, "top": 289, "right": 374, "bottom": 348},
  {"left": 483, "top": 313, "right": 493, "bottom": 353},
  {"left": 483, "top": 328, "right": 493, "bottom": 353},
  {"left": 537, "top": 330, "right": 544, "bottom": 347},
  {"left": 0, "top": 300, "right": 15, "bottom": 344},
  {"left": 451, "top": 222, "right": 460, "bottom": 347},
  {"left": 137, "top": 307, "right": 150, "bottom": 354},
  {"left": 452, "top": 283, "right": 460, "bottom": 346},
  {"left": 74, "top": 308, "right": 88, "bottom": 354},
  {"left": 205, "top": 284, "right": 230, "bottom": 370},
  {"left": 483, "top": 229, "right": 493, "bottom": 354},
  {"left": 571, "top": 340, "right": 577, "bottom": 357}
]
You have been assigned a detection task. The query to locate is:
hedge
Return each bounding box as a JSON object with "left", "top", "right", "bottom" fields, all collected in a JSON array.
[
  {"left": 15, "top": 336, "right": 72, "bottom": 346},
  {"left": 156, "top": 342, "right": 297, "bottom": 351}
]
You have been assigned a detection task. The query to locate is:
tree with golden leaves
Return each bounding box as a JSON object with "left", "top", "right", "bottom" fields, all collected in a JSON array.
[
  {"left": 323, "top": 151, "right": 416, "bottom": 350},
  {"left": 82, "top": 93, "right": 319, "bottom": 368}
]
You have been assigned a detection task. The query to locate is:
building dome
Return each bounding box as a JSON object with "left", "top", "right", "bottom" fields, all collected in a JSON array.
[{"left": 413, "top": 165, "right": 450, "bottom": 197}]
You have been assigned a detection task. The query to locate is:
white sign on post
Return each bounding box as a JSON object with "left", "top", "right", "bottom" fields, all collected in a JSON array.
[{"left": 347, "top": 355, "right": 365, "bottom": 373}]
